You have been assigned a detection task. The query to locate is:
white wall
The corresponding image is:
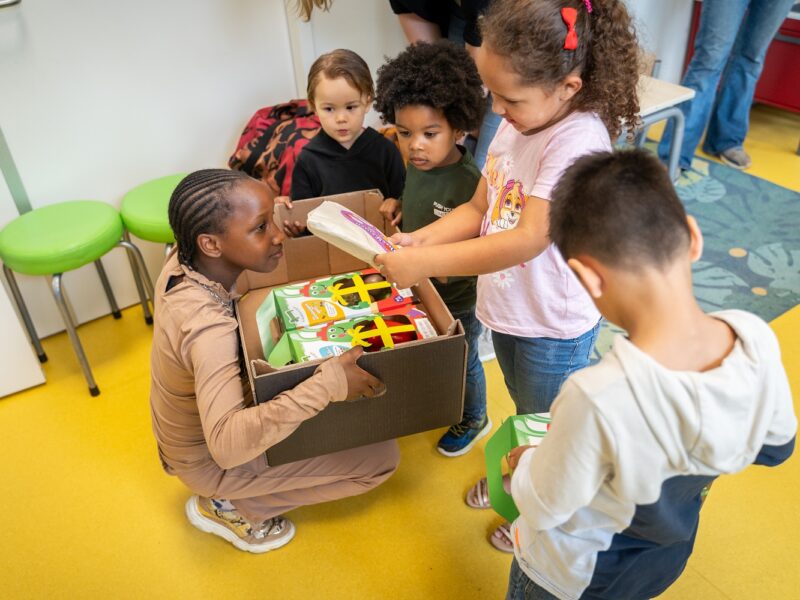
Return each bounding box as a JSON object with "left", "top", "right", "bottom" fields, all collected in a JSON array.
[
  {"left": 0, "top": 0, "right": 297, "bottom": 336},
  {"left": 625, "top": 0, "right": 695, "bottom": 83},
  {"left": 286, "top": 0, "right": 407, "bottom": 126}
]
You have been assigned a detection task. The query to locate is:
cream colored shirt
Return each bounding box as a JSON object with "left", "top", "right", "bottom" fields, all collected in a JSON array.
[{"left": 149, "top": 253, "right": 347, "bottom": 473}]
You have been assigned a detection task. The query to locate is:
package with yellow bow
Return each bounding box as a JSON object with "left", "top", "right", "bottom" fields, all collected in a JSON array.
[
  {"left": 256, "top": 268, "right": 415, "bottom": 335},
  {"left": 266, "top": 305, "right": 437, "bottom": 366}
]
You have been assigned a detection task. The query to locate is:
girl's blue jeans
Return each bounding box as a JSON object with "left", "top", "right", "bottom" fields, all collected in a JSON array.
[
  {"left": 491, "top": 322, "right": 600, "bottom": 415},
  {"left": 657, "top": 0, "right": 794, "bottom": 170}
]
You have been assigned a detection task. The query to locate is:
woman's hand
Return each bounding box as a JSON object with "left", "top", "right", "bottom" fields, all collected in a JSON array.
[
  {"left": 374, "top": 247, "right": 428, "bottom": 289},
  {"left": 334, "top": 346, "right": 386, "bottom": 401},
  {"left": 507, "top": 445, "right": 535, "bottom": 470},
  {"left": 379, "top": 198, "right": 402, "bottom": 227}
]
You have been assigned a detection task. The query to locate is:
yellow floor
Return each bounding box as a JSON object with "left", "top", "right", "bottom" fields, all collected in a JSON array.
[{"left": 1, "top": 105, "right": 799, "bottom": 599}]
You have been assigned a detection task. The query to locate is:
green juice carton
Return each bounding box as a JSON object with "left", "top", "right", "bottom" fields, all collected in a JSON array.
[
  {"left": 267, "top": 305, "right": 438, "bottom": 366},
  {"left": 255, "top": 268, "right": 415, "bottom": 344}
]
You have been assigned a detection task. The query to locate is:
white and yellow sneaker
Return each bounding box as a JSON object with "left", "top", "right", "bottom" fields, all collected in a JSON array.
[{"left": 185, "top": 495, "right": 295, "bottom": 553}]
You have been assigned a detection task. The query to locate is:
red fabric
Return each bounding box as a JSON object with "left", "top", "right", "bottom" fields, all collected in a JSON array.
[
  {"left": 561, "top": 8, "right": 578, "bottom": 51},
  {"left": 228, "top": 100, "right": 321, "bottom": 196}
]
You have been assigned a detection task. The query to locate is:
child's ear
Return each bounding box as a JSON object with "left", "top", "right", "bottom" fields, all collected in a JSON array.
[
  {"left": 686, "top": 215, "right": 704, "bottom": 262},
  {"left": 567, "top": 257, "right": 603, "bottom": 299},
  {"left": 197, "top": 233, "right": 223, "bottom": 259},
  {"left": 560, "top": 73, "right": 583, "bottom": 102}
]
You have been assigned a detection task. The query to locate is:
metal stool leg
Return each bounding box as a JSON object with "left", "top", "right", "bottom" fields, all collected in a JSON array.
[
  {"left": 94, "top": 259, "right": 122, "bottom": 319},
  {"left": 122, "top": 231, "right": 151, "bottom": 324},
  {"left": 51, "top": 273, "right": 100, "bottom": 396},
  {"left": 3, "top": 264, "right": 47, "bottom": 362},
  {"left": 118, "top": 237, "right": 154, "bottom": 324},
  {"left": 639, "top": 106, "right": 686, "bottom": 183}
]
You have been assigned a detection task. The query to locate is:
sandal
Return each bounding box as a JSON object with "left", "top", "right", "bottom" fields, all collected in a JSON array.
[
  {"left": 465, "top": 474, "right": 512, "bottom": 509},
  {"left": 489, "top": 521, "right": 514, "bottom": 553},
  {"left": 465, "top": 477, "right": 492, "bottom": 509}
]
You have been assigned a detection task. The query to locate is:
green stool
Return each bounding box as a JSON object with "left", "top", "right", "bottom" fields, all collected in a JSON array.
[
  {"left": 0, "top": 200, "right": 154, "bottom": 396},
  {"left": 120, "top": 174, "right": 185, "bottom": 303},
  {"left": 121, "top": 173, "right": 184, "bottom": 252}
]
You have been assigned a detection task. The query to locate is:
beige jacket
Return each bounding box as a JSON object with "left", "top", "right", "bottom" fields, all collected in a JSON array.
[{"left": 149, "top": 253, "right": 347, "bottom": 473}]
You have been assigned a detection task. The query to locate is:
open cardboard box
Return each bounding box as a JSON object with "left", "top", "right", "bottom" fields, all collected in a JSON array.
[{"left": 236, "top": 190, "right": 467, "bottom": 466}]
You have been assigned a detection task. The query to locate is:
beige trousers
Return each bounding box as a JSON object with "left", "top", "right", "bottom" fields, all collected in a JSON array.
[{"left": 176, "top": 439, "right": 400, "bottom": 522}]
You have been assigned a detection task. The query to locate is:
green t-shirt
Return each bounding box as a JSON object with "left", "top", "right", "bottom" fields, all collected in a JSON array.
[{"left": 400, "top": 146, "right": 481, "bottom": 314}]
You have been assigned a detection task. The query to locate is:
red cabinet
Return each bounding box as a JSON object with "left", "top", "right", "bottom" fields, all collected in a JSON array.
[{"left": 685, "top": 1, "right": 800, "bottom": 113}]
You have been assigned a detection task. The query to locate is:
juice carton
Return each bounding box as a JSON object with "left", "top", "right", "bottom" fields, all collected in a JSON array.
[
  {"left": 256, "top": 268, "right": 415, "bottom": 343},
  {"left": 267, "top": 305, "right": 437, "bottom": 366}
]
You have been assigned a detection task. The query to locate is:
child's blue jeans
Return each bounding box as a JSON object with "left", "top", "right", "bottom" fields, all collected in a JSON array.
[
  {"left": 491, "top": 322, "right": 600, "bottom": 415},
  {"left": 452, "top": 308, "right": 487, "bottom": 423},
  {"left": 506, "top": 559, "right": 560, "bottom": 600}
]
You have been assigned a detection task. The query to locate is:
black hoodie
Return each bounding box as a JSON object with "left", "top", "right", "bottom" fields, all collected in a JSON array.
[{"left": 290, "top": 127, "right": 405, "bottom": 200}]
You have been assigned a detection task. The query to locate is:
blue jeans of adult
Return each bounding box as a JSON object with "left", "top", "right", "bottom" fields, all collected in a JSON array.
[
  {"left": 658, "top": 0, "right": 794, "bottom": 170},
  {"left": 491, "top": 322, "right": 600, "bottom": 415},
  {"left": 452, "top": 308, "right": 487, "bottom": 423},
  {"left": 506, "top": 559, "right": 560, "bottom": 600},
  {"left": 446, "top": 7, "right": 503, "bottom": 170}
]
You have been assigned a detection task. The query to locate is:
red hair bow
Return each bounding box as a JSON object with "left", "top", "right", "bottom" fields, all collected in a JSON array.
[{"left": 561, "top": 7, "right": 578, "bottom": 50}]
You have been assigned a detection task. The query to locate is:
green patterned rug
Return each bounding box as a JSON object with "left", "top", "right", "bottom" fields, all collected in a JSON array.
[{"left": 592, "top": 152, "right": 800, "bottom": 359}]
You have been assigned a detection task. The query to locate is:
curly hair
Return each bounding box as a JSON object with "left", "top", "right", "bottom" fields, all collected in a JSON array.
[
  {"left": 374, "top": 40, "right": 485, "bottom": 133},
  {"left": 480, "top": 0, "right": 641, "bottom": 140}
]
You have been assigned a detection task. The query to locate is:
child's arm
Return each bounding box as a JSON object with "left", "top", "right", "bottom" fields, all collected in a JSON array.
[
  {"left": 376, "top": 179, "right": 551, "bottom": 288},
  {"left": 752, "top": 328, "right": 797, "bottom": 467},
  {"left": 511, "top": 381, "right": 614, "bottom": 531}
]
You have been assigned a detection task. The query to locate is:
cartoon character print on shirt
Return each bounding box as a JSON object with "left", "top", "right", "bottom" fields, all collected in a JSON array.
[
  {"left": 482, "top": 152, "right": 532, "bottom": 288},
  {"left": 490, "top": 179, "right": 526, "bottom": 231}
]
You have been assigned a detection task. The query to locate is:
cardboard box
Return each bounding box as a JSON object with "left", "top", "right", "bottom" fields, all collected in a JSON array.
[{"left": 236, "top": 190, "right": 467, "bottom": 466}]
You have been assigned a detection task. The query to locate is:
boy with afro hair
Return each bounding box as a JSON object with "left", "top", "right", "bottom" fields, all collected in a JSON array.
[{"left": 375, "top": 40, "right": 489, "bottom": 456}]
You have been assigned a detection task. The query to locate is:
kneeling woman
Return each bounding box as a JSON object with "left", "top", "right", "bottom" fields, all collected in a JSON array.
[{"left": 149, "top": 169, "right": 399, "bottom": 553}]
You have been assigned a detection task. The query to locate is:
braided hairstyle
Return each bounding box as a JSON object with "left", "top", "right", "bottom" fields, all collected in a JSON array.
[
  {"left": 480, "top": 0, "right": 641, "bottom": 141},
  {"left": 168, "top": 169, "right": 252, "bottom": 267}
]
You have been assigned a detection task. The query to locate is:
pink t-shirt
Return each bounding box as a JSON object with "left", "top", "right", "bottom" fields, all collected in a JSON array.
[{"left": 476, "top": 111, "right": 610, "bottom": 338}]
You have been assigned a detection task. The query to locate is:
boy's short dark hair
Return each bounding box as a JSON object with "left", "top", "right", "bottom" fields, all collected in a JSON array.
[
  {"left": 374, "top": 40, "right": 485, "bottom": 133},
  {"left": 549, "top": 149, "right": 691, "bottom": 270},
  {"left": 307, "top": 49, "right": 374, "bottom": 107}
]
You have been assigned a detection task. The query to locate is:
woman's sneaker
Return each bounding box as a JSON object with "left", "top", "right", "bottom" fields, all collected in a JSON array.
[
  {"left": 185, "top": 495, "right": 295, "bottom": 553},
  {"left": 437, "top": 415, "right": 492, "bottom": 457}
]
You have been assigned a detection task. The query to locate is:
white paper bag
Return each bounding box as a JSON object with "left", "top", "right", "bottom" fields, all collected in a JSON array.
[{"left": 306, "top": 201, "right": 397, "bottom": 266}]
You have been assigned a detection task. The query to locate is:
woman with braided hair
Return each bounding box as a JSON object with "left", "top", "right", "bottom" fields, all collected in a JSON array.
[{"left": 149, "top": 169, "right": 399, "bottom": 553}]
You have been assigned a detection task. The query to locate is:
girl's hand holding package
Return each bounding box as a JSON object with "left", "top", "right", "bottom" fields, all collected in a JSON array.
[
  {"left": 335, "top": 346, "right": 387, "bottom": 401},
  {"left": 374, "top": 245, "right": 427, "bottom": 289},
  {"left": 379, "top": 198, "right": 403, "bottom": 227}
]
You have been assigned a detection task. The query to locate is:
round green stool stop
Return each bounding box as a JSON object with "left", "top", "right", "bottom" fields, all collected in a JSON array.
[
  {"left": 0, "top": 201, "right": 123, "bottom": 275},
  {"left": 120, "top": 173, "right": 186, "bottom": 244}
]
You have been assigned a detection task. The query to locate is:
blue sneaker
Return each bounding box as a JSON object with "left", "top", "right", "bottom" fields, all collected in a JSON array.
[{"left": 437, "top": 415, "right": 492, "bottom": 457}]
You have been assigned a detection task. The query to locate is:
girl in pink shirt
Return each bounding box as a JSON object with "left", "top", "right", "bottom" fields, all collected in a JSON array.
[{"left": 375, "top": 0, "right": 641, "bottom": 554}]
